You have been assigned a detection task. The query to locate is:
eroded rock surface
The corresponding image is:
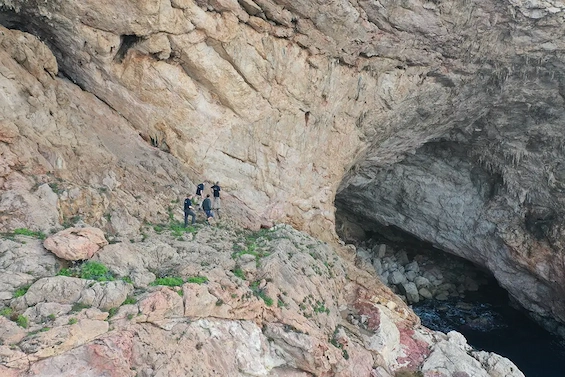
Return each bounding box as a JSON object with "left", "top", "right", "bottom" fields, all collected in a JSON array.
[
  {"left": 0, "top": 0, "right": 563, "bottom": 374},
  {"left": 0, "top": 224, "right": 523, "bottom": 376},
  {"left": 1, "top": 0, "right": 565, "bottom": 332}
]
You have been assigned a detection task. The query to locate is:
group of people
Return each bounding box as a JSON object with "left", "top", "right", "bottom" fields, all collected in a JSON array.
[{"left": 184, "top": 181, "right": 221, "bottom": 226}]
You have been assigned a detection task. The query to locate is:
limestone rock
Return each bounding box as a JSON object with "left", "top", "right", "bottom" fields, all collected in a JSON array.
[
  {"left": 399, "top": 282, "right": 420, "bottom": 304},
  {"left": 138, "top": 287, "right": 184, "bottom": 323},
  {"left": 421, "top": 331, "right": 525, "bottom": 377},
  {"left": 11, "top": 276, "right": 132, "bottom": 311},
  {"left": 43, "top": 227, "right": 108, "bottom": 261},
  {"left": 11, "top": 276, "right": 90, "bottom": 311},
  {"left": 0, "top": 316, "right": 27, "bottom": 345},
  {"left": 19, "top": 319, "right": 109, "bottom": 359},
  {"left": 78, "top": 280, "right": 133, "bottom": 311}
]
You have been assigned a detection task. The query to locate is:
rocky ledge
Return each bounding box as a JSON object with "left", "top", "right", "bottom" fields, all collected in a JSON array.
[{"left": 0, "top": 224, "right": 523, "bottom": 377}]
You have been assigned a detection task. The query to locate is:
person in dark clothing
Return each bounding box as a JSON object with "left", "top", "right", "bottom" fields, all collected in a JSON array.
[
  {"left": 184, "top": 194, "right": 197, "bottom": 227},
  {"left": 202, "top": 194, "right": 214, "bottom": 225},
  {"left": 211, "top": 181, "right": 221, "bottom": 218},
  {"left": 195, "top": 183, "right": 205, "bottom": 207}
]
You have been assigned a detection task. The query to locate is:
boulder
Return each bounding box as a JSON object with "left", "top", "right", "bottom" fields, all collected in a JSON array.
[
  {"left": 43, "top": 227, "right": 108, "bottom": 261},
  {"left": 0, "top": 316, "right": 27, "bottom": 345},
  {"left": 399, "top": 282, "right": 420, "bottom": 304}
]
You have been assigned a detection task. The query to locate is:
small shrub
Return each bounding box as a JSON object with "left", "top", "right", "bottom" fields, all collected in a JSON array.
[
  {"left": 127, "top": 313, "right": 135, "bottom": 320},
  {"left": 187, "top": 276, "right": 208, "bottom": 284},
  {"left": 260, "top": 293, "right": 273, "bottom": 307},
  {"left": 13, "top": 285, "right": 30, "bottom": 298},
  {"left": 232, "top": 267, "right": 246, "bottom": 280},
  {"left": 151, "top": 276, "right": 184, "bottom": 287},
  {"left": 68, "top": 317, "right": 78, "bottom": 325},
  {"left": 215, "top": 299, "right": 224, "bottom": 306},
  {"left": 0, "top": 307, "right": 13, "bottom": 318},
  {"left": 47, "top": 314, "right": 56, "bottom": 321},
  {"left": 57, "top": 268, "right": 73, "bottom": 277},
  {"left": 80, "top": 261, "right": 114, "bottom": 281},
  {"left": 122, "top": 276, "right": 133, "bottom": 284},
  {"left": 177, "top": 289, "right": 184, "bottom": 297},
  {"left": 313, "top": 301, "right": 330, "bottom": 314},
  {"left": 71, "top": 302, "right": 91, "bottom": 313},
  {"left": 108, "top": 307, "right": 118, "bottom": 318},
  {"left": 16, "top": 315, "right": 28, "bottom": 328},
  {"left": 250, "top": 281, "right": 273, "bottom": 306},
  {"left": 123, "top": 296, "right": 137, "bottom": 305}
]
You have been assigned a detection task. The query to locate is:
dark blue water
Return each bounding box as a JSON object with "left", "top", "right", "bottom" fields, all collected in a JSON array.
[{"left": 413, "top": 285, "right": 565, "bottom": 377}]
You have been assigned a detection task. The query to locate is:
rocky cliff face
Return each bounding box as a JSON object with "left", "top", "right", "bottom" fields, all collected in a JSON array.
[{"left": 0, "top": 0, "right": 565, "bottom": 373}]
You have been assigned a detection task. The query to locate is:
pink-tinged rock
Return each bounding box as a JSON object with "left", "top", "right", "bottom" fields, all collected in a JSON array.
[
  {"left": 25, "top": 330, "right": 136, "bottom": 377},
  {"left": 138, "top": 287, "right": 184, "bottom": 323},
  {"left": 397, "top": 324, "right": 431, "bottom": 369},
  {"left": 43, "top": 227, "right": 108, "bottom": 260},
  {"left": 0, "top": 365, "right": 21, "bottom": 377},
  {"left": 0, "top": 316, "right": 27, "bottom": 345}
]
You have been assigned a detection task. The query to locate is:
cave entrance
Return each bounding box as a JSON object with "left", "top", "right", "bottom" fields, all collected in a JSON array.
[
  {"left": 334, "top": 207, "right": 565, "bottom": 377},
  {"left": 334, "top": 206, "right": 496, "bottom": 305}
]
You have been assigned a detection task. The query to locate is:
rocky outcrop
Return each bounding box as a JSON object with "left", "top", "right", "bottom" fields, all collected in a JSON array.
[{"left": 0, "top": 223, "right": 524, "bottom": 376}]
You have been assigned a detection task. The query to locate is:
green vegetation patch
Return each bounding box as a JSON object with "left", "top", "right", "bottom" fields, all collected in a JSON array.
[
  {"left": 232, "top": 267, "right": 246, "bottom": 280},
  {"left": 68, "top": 317, "right": 78, "bottom": 325},
  {"left": 16, "top": 315, "right": 28, "bottom": 328},
  {"left": 13, "top": 285, "right": 30, "bottom": 298},
  {"left": 13, "top": 228, "right": 46, "bottom": 239},
  {"left": 186, "top": 276, "right": 208, "bottom": 285},
  {"left": 58, "top": 261, "right": 115, "bottom": 282},
  {"left": 250, "top": 280, "right": 273, "bottom": 307},
  {"left": 71, "top": 302, "right": 91, "bottom": 313},
  {"left": 149, "top": 221, "right": 198, "bottom": 237},
  {"left": 108, "top": 307, "right": 118, "bottom": 318},
  {"left": 151, "top": 276, "right": 184, "bottom": 287},
  {"left": 123, "top": 296, "right": 137, "bottom": 305},
  {"left": 80, "top": 261, "right": 114, "bottom": 281},
  {"left": 0, "top": 307, "right": 13, "bottom": 318},
  {"left": 329, "top": 326, "right": 349, "bottom": 360}
]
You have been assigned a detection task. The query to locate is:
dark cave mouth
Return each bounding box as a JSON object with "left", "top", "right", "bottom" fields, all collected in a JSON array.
[{"left": 334, "top": 208, "right": 565, "bottom": 377}]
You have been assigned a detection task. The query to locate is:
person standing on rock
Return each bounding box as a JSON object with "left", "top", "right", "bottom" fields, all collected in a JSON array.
[
  {"left": 195, "top": 182, "right": 205, "bottom": 209},
  {"left": 202, "top": 194, "right": 214, "bottom": 225},
  {"left": 183, "top": 194, "right": 197, "bottom": 227},
  {"left": 211, "top": 181, "right": 221, "bottom": 218}
]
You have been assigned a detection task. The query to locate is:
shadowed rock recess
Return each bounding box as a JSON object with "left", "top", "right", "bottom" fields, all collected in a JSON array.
[{"left": 1, "top": 0, "right": 564, "bottom": 375}]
